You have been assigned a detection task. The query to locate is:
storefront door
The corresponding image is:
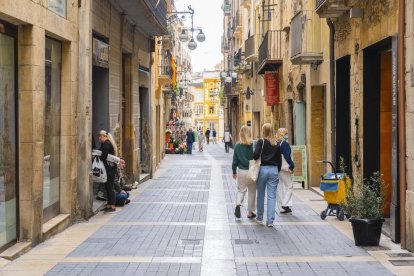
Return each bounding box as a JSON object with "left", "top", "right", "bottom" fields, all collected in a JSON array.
[{"left": 0, "top": 22, "right": 18, "bottom": 250}]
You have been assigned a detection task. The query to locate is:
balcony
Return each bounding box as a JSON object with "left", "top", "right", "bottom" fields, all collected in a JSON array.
[
  {"left": 158, "top": 49, "right": 172, "bottom": 86},
  {"left": 244, "top": 35, "right": 257, "bottom": 62},
  {"left": 290, "top": 11, "right": 323, "bottom": 65},
  {"left": 114, "top": 0, "right": 167, "bottom": 36},
  {"left": 241, "top": 0, "right": 251, "bottom": 9},
  {"left": 162, "top": 35, "right": 173, "bottom": 51},
  {"left": 257, "top": 30, "right": 283, "bottom": 75},
  {"left": 222, "top": 1, "right": 231, "bottom": 15},
  {"left": 221, "top": 36, "right": 230, "bottom": 54},
  {"left": 233, "top": 11, "right": 242, "bottom": 38},
  {"left": 315, "top": 0, "right": 351, "bottom": 18}
]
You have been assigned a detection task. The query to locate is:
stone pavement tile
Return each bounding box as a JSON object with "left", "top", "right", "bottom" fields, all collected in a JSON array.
[
  {"left": 45, "top": 262, "right": 201, "bottom": 276},
  {"left": 109, "top": 203, "right": 207, "bottom": 222},
  {"left": 225, "top": 198, "right": 323, "bottom": 223},
  {"left": 235, "top": 261, "right": 393, "bottom": 276},
  {"left": 133, "top": 190, "right": 209, "bottom": 203},
  {"left": 229, "top": 224, "right": 368, "bottom": 257},
  {"left": 68, "top": 225, "right": 205, "bottom": 257},
  {"left": 146, "top": 180, "right": 210, "bottom": 190}
]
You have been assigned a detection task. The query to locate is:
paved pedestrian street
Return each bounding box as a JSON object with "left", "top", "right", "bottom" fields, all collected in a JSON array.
[{"left": 1, "top": 144, "right": 413, "bottom": 276}]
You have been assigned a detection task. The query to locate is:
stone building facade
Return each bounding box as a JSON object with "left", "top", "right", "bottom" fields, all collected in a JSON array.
[
  {"left": 0, "top": 0, "right": 173, "bottom": 258},
  {"left": 223, "top": 0, "right": 412, "bottom": 250}
]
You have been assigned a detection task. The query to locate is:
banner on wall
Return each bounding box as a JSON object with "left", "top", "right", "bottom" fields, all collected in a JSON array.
[{"left": 264, "top": 72, "right": 280, "bottom": 106}]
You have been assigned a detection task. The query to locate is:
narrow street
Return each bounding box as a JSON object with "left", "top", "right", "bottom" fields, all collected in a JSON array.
[{"left": 0, "top": 144, "right": 409, "bottom": 275}]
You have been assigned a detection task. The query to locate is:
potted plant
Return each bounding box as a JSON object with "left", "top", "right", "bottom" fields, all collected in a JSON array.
[{"left": 342, "top": 171, "right": 386, "bottom": 246}]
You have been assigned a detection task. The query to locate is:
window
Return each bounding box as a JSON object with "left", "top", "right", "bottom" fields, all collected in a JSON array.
[
  {"left": 209, "top": 106, "right": 215, "bottom": 114},
  {"left": 195, "top": 104, "right": 203, "bottom": 115},
  {"left": 48, "top": 0, "right": 67, "bottom": 18},
  {"left": 43, "top": 37, "right": 62, "bottom": 222},
  {"left": 0, "top": 29, "right": 17, "bottom": 249}
]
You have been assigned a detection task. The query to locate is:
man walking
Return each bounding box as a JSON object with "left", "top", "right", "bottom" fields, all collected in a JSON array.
[
  {"left": 186, "top": 128, "right": 195, "bottom": 154},
  {"left": 212, "top": 129, "right": 217, "bottom": 144},
  {"left": 205, "top": 128, "right": 211, "bottom": 144},
  {"left": 223, "top": 128, "right": 232, "bottom": 153}
]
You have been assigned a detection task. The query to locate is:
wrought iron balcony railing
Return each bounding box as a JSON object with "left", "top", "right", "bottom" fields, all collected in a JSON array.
[
  {"left": 257, "top": 30, "right": 283, "bottom": 74},
  {"left": 244, "top": 35, "right": 256, "bottom": 61}
]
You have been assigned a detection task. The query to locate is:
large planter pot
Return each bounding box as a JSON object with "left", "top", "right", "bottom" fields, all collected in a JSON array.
[{"left": 349, "top": 218, "right": 385, "bottom": 246}]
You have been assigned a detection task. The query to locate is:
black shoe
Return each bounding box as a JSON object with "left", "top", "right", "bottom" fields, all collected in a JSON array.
[
  {"left": 125, "top": 199, "right": 131, "bottom": 205},
  {"left": 234, "top": 205, "right": 241, "bottom": 218},
  {"left": 101, "top": 207, "right": 110, "bottom": 212},
  {"left": 247, "top": 213, "right": 256, "bottom": 219},
  {"left": 280, "top": 207, "right": 292, "bottom": 214},
  {"left": 104, "top": 207, "right": 117, "bottom": 214}
]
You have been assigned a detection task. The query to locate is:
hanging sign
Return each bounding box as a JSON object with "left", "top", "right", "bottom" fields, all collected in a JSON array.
[{"left": 265, "top": 72, "right": 280, "bottom": 105}]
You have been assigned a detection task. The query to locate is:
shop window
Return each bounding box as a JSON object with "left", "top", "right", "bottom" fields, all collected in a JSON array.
[
  {"left": 48, "top": 0, "right": 67, "bottom": 18},
  {"left": 43, "top": 37, "right": 62, "bottom": 223},
  {"left": 0, "top": 30, "right": 17, "bottom": 249}
]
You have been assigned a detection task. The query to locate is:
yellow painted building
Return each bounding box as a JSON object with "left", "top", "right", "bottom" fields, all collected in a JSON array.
[{"left": 202, "top": 72, "right": 222, "bottom": 140}]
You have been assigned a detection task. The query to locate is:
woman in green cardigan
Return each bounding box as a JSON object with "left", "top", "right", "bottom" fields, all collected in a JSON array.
[{"left": 232, "top": 126, "right": 256, "bottom": 219}]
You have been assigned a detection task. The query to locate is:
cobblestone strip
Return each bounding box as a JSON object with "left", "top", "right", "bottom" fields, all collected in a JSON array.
[{"left": 201, "top": 150, "right": 236, "bottom": 275}]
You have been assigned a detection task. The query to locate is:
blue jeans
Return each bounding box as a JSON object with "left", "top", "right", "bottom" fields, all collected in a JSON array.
[
  {"left": 256, "top": 165, "right": 279, "bottom": 224},
  {"left": 187, "top": 142, "right": 193, "bottom": 154}
]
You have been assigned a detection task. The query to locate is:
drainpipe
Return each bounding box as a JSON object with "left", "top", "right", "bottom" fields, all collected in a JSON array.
[
  {"left": 397, "top": 0, "right": 406, "bottom": 249},
  {"left": 327, "top": 18, "right": 336, "bottom": 166}
]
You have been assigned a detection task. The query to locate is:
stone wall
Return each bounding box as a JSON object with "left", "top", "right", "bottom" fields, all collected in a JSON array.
[{"left": 405, "top": 0, "right": 414, "bottom": 251}]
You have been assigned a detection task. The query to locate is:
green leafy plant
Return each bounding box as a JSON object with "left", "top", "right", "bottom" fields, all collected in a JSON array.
[
  {"left": 342, "top": 171, "right": 387, "bottom": 220},
  {"left": 338, "top": 156, "right": 347, "bottom": 174}
]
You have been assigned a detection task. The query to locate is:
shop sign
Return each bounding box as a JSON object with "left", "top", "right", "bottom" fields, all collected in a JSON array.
[
  {"left": 93, "top": 38, "right": 109, "bottom": 68},
  {"left": 48, "top": 0, "right": 66, "bottom": 18},
  {"left": 264, "top": 72, "right": 280, "bottom": 106}
]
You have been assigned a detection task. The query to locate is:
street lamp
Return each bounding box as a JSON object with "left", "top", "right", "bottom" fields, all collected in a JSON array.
[
  {"left": 167, "top": 6, "right": 206, "bottom": 51},
  {"left": 179, "top": 30, "right": 188, "bottom": 43},
  {"left": 196, "top": 30, "right": 206, "bottom": 42},
  {"left": 188, "top": 38, "right": 197, "bottom": 50}
]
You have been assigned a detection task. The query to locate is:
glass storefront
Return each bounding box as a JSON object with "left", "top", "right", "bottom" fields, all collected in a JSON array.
[
  {"left": 43, "top": 37, "right": 61, "bottom": 222},
  {"left": 0, "top": 29, "right": 17, "bottom": 249}
]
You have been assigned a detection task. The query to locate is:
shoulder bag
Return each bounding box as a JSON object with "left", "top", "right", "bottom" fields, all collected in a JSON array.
[
  {"left": 248, "top": 139, "right": 264, "bottom": 181},
  {"left": 280, "top": 141, "right": 291, "bottom": 172}
]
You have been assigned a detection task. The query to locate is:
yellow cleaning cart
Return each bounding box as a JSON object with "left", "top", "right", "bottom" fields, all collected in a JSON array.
[{"left": 318, "top": 161, "right": 351, "bottom": 221}]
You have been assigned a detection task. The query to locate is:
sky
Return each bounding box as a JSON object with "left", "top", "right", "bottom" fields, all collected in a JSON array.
[{"left": 174, "top": 0, "right": 223, "bottom": 73}]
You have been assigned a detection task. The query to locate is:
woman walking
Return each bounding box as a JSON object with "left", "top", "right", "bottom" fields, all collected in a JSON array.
[
  {"left": 276, "top": 128, "right": 295, "bottom": 214},
  {"left": 253, "top": 123, "right": 281, "bottom": 227},
  {"left": 97, "top": 130, "right": 119, "bottom": 213},
  {"left": 232, "top": 126, "right": 256, "bottom": 219},
  {"left": 197, "top": 128, "right": 204, "bottom": 152}
]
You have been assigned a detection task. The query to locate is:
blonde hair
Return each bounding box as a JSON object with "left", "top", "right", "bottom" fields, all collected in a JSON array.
[
  {"left": 99, "top": 130, "right": 118, "bottom": 156},
  {"left": 239, "top": 126, "right": 253, "bottom": 145},
  {"left": 276, "top": 128, "right": 288, "bottom": 142},
  {"left": 262, "top": 123, "right": 276, "bottom": 146}
]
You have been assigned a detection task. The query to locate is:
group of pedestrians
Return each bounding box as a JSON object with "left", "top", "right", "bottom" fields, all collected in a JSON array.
[
  {"left": 185, "top": 127, "right": 229, "bottom": 154},
  {"left": 232, "top": 124, "right": 295, "bottom": 227}
]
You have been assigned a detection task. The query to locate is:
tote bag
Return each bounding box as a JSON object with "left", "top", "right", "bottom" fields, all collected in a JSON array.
[
  {"left": 92, "top": 156, "right": 107, "bottom": 183},
  {"left": 280, "top": 141, "right": 291, "bottom": 172},
  {"left": 248, "top": 139, "right": 264, "bottom": 182}
]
